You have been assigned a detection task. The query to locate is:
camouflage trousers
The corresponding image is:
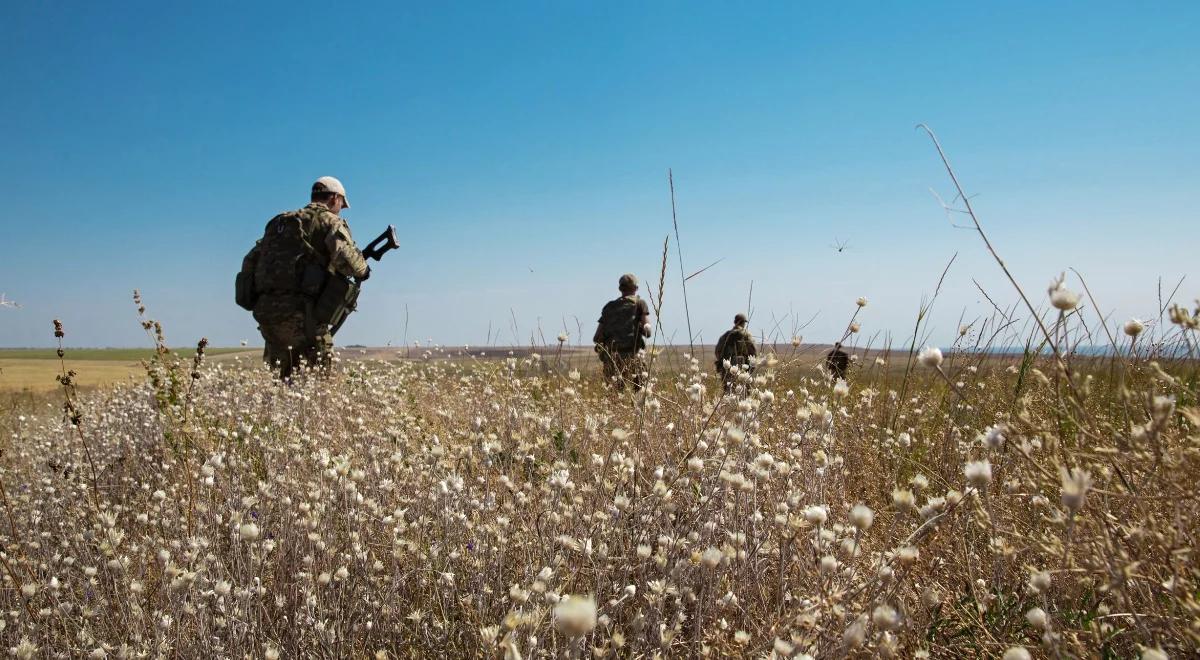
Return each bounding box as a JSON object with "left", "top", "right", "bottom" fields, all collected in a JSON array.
[
  {"left": 253, "top": 296, "right": 332, "bottom": 380},
  {"left": 598, "top": 347, "right": 645, "bottom": 391}
]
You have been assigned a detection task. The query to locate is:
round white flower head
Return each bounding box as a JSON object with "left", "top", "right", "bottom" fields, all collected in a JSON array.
[
  {"left": 849, "top": 321, "right": 861, "bottom": 333},
  {"left": 1140, "top": 647, "right": 1169, "bottom": 660},
  {"left": 1059, "top": 466, "right": 1092, "bottom": 514},
  {"left": 842, "top": 616, "right": 868, "bottom": 648},
  {"left": 553, "top": 595, "right": 597, "bottom": 637},
  {"left": 1048, "top": 273, "right": 1080, "bottom": 311},
  {"left": 1003, "top": 647, "right": 1032, "bottom": 660},
  {"left": 1028, "top": 570, "right": 1052, "bottom": 594},
  {"left": 557, "top": 332, "right": 569, "bottom": 343},
  {"left": 983, "top": 425, "right": 1005, "bottom": 450},
  {"left": 871, "top": 604, "right": 900, "bottom": 631},
  {"left": 791, "top": 336, "right": 802, "bottom": 347},
  {"left": 856, "top": 297, "right": 868, "bottom": 307},
  {"left": 964, "top": 459, "right": 992, "bottom": 489},
  {"left": 1025, "top": 607, "right": 1049, "bottom": 630},
  {"left": 700, "top": 547, "right": 723, "bottom": 570},
  {"left": 849, "top": 504, "right": 874, "bottom": 530},
  {"left": 918, "top": 346, "right": 943, "bottom": 368},
  {"left": 803, "top": 505, "right": 828, "bottom": 525},
  {"left": 1123, "top": 318, "right": 1145, "bottom": 337},
  {"left": 239, "top": 522, "right": 260, "bottom": 541}
]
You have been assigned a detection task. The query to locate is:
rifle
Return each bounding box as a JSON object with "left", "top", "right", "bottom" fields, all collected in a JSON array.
[
  {"left": 362, "top": 225, "right": 399, "bottom": 262},
  {"left": 323, "top": 225, "right": 401, "bottom": 337}
]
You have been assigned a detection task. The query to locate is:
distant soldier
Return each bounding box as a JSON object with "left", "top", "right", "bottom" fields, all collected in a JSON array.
[
  {"left": 236, "top": 176, "right": 370, "bottom": 379},
  {"left": 825, "top": 342, "right": 849, "bottom": 382},
  {"left": 593, "top": 273, "right": 651, "bottom": 390},
  {"left": 715, "top": 313, "right": 757, "bottom": 391}
]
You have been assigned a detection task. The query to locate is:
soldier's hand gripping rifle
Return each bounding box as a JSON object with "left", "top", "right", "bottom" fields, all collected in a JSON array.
[{"left": 320, "top": 225, "right": 400, "bottom": 338}]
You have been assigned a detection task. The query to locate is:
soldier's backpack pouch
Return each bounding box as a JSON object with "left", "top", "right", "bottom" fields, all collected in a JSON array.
[
  {"left": 313, "top": 273, "right": 360, "bottom": 334},
  {"left": 235, "top": 242, "right": 261, "bottom": 311}
]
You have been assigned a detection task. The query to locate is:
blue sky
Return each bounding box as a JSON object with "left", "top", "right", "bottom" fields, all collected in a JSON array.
[{"left": 1, "top": 1, "right": 1196, "bottom": 349}]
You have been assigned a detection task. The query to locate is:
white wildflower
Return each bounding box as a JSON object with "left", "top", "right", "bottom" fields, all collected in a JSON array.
[
  {"left": 803, "top": 505, "right": 828, "bottom": 525},
  {"left": 871, "top": 604, "right": 900, "bottom": 631},
  {"left": 964, "top": 459, "right": 992, "bottom": 489},
  {"left": 553, "top": 595, "right": 597, "bottom": 637},
  {"left": 1059, "top": 466, "right": 1092, "bottom": 514},
  {"left": 1048, "top": 273, "right": 1080, "bottom": 311},
  {"left": 1028, "top": 570, "right": 1052, "bottom": 594},
  {"left": 849, "top": 504, "right": 874, "bottom": 530},
  {"left": 1025, "top": 607, "right": 1049, "bottom": 630},
  {"left": 918, "top": 346, "right": 943, "bottom": 368}
]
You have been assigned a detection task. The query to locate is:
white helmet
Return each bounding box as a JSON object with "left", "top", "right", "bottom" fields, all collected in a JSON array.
[{"left": 311, "top": 176, "right": 350, "bottom": 208}]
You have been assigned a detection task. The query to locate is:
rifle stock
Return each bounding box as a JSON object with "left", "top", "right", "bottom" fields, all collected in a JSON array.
[{"left": 363, "top": 225, "right": 399, "bottom": 261}]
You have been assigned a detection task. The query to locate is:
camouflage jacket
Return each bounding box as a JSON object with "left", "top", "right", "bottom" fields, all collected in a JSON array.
[{"left": 297, "top": 203, "right": 369, "bottom": 280}]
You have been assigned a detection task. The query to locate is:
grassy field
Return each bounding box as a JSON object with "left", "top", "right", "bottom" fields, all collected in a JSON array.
[
  {"left": 0, "top": 316, "right": 1195, "bottom": 657},
  {"left": 0, "top": 348, "right": 257, "bottom": 392}
]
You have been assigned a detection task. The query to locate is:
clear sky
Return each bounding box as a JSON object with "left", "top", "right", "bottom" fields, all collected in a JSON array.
[{"left": 1, "top": 1, "right": 1196, "bottom": 350}]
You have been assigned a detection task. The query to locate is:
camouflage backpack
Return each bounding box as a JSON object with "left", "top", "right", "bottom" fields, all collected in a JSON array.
[
  {"left": 234, "top": 241, "right": 261, "bottom": 311},
  {"left": 718, "top": 328, "right": 754, "bottom": 365},
  {"left": 599, "top": 296, "right": 644, "bottom": 352},
  {"left": 252, "top": 211, "right": 327, "bottom": 298}
]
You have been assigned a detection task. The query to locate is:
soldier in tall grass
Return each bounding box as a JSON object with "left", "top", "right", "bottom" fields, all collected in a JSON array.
[
  {"left": 592, "top": 273, "right": 651, "bottom": 390},
  {"left": 236, "top": 177, "right": 370, "bottom": 379},
  {"left": 714, "top": 313, "right": 757, "bottom": 391}
]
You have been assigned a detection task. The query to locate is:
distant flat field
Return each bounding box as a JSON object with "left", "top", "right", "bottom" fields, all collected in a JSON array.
[{"left": 0, "top": 348, "right": 257, "bottom": 392}]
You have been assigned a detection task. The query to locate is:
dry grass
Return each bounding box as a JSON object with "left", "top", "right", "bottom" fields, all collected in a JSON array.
[
  {"left": 0, "top": 309, "right": 1196, "bottom": 658},
  {"left": 0, "top": 351, "right": 257, "bottom": 392},
  {"left": 0, "top": 359, "right": 146, "bottom": 393}
]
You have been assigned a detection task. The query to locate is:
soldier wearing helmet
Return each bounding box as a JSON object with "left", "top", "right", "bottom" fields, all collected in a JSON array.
[
  {"left": 238, "top": 176, "right": 370, "bottom": 379},
  {"left": 592, "top": 273, "right": 652, "bottom": 391},
  {"left": 715, "top": 313, "right": 757, "bottom": 391}
]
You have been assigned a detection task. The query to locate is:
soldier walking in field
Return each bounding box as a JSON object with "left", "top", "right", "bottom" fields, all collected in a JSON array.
[
  {"left": 593, "top": 273, "right": 651, "bottom": 391},
  {"left": 236, "top": 176, "right": 371, "bottom": 379},
  {"left": 715, "top": 313, "right": 757, "bottom": 391},
  {"left": 825, "top": 342, "right": 850, "bottom": 382}
]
